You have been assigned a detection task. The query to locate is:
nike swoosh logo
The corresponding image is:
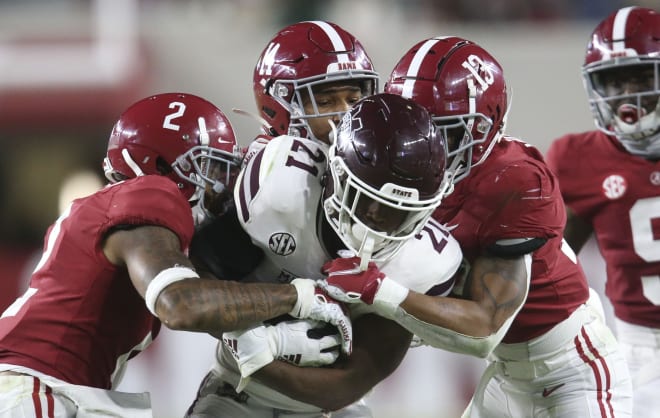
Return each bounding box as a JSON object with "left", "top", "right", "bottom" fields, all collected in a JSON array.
[{"left": 542, "top": 383, "right": 565, "bottom": 397}]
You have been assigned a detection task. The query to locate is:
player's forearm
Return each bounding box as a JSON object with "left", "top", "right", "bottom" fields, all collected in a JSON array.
[
  {"left": 388, "top": 254, "right": 530, "bottom": 357},
  {"left": 404, "top": 253, "right": 528, "bottom": 335},
  {"left": 156, "top": 279, "right": 296, "bottom": 332},
  {"left": 400, "top": 293, "right": 495, "bottom": 336},
  {"left": 393, "top": 295, "right": 502, "bottom": 357},
  {"left": 255, "top": 314, "right": 410, "bottom": 411},
  {"left": 255, "top": 361, "right": 370, "bottom": 411}
]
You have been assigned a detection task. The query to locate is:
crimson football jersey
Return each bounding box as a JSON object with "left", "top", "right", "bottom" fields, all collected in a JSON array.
[
  {"left": 547, "top": 130, "right": 660, "bottom": 328},
  {"left": 0, "top": 175, "right": 194, "bottom": 389},
  {"left": 434, "top": 137, "right": 590, "bottom": 343}
]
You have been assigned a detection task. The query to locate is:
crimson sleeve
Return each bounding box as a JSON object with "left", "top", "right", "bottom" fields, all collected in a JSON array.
[{"left": 101, "top": 176, "right": 195, "bottom": 251}]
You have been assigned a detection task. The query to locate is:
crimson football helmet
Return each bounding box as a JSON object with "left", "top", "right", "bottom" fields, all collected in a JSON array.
[
  {"left": 582, "top": 7, "right": 660, "bottom": 158},
  {"left": 253, "top": 20, "right": 379, "bottom": 142},
  {"left": 103, "top": 93, "right": 242, "bottom": 209},
  {"left": 385, "top": 36, "right": 508, "bottom": 183},
  {"left": 324, "top": 93, "right": 449, "bottom": 266}
]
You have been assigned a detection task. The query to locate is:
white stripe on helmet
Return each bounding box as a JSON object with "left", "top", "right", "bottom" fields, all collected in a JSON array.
[
  {"left": 401, "top": 38, "right": 442, "bottom": 99},
  {"left": 612, "top": 6, "right": 635, "bottom": 52},
  {"left": 309, "top": 21, "right": 350, "bottom": 63}
]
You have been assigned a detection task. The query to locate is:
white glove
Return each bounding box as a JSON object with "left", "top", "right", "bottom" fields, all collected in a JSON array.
[
  {"left": 289, "top": 278, "right": 353, "bottom": 355},
  {"left": 222, "top": 320, "right": 341, "bottom": 392},
  {"left": 270, "top": 319, "right": 341, "bottom": 366},
  {"left": 222, "top": 325, "right": 273, "bottom": 392}
]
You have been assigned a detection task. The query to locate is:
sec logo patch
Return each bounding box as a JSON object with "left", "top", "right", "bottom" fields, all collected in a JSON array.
[
  {"left": 269, "top": 233, "right": 296, "bottom": 255},
  {"left": 601, "top": 174, "right": 627, "bottom": 200}
]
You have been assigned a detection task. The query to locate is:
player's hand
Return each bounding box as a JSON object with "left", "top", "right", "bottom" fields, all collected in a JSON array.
[
  {"left": 269, "top": 319, "right": 341, "bottom": 367},
  {"left": 319, "top": 256, "right": 410, "bottom": 317},
  {"left": 319, "top": 256, "right": 386, "bottom": 304},
  {"left": 289, "top": 278, "right": 353, "bottom": 355},
  {"left": 222, "top": 324, "right": 275, "bottom": 392}
]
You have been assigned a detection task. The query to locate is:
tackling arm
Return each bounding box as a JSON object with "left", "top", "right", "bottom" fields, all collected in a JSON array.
[
  {"left": 104, "top": 225, "right": 297, "bottom": 333},
  {"left": 322, "top": 253, "right": 531, "bottom": 358},
  {"left": 253, "top": 314, "right": 412, "bottom": 411},
  {"left": 395, "top": 254, "right": 531, "bottom": 357}
]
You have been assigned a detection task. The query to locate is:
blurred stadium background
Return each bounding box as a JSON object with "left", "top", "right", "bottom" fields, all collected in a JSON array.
[{"left": 0, "top": 1, "right": 650, "bottom": 417}]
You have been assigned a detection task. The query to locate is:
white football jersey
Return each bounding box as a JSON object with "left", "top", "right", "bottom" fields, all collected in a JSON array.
[{"left": 217, "top": 135, "right": 463, "bottom": 411}]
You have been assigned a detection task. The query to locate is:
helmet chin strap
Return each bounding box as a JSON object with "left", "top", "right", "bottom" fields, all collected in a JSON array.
[{"left": 121, "top": 148, "right": 145, "bottom": 177}]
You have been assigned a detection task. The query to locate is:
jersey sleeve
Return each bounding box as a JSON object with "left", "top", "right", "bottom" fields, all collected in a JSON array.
[
  {"left": 470, "top": 160, "right": 562, "bottom": 247},
  {"left": 100, "top": 176, "right": 195, "bottom": 250}
]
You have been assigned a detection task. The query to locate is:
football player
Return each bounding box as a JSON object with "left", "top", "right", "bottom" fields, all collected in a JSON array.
[
  {"left": 322, "top": 37, "right": 634, "bottom": 417},
  {"left": 546, "top": 7, "right": 660, "bottom": 417},
  {"left": 186, "top": 93, "right": 462, "bottom": 417},
  {"left": 0, "top": 93, "right": 350, "bottom": 417}
]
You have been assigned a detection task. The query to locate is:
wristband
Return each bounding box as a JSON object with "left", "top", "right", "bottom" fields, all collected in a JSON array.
[
  {"left": 145, "top": 266, "right": 199, "bottom": 316},
  {"left": 373, "top": 278, "right": 409, "bottom": 317},
  {"left": 289, "top": 278, "right": 315, "bottom": 317}
]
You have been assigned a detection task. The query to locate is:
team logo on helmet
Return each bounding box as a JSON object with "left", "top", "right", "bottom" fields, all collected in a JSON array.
[
  {"left": 337, "top": 103, "right": 363, "bottom": 145},
  {"left": 268, "top": 232, "right": 296, "bottom": 255},
  {"left": 258, "top": 42, "right": 280, "bottom": 76}
]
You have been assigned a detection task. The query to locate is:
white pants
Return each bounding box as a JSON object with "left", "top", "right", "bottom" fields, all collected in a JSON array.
[
  {"left": 463, "top": 298, "right": 633, "bottom": 418},
  {"left": 0, "top": 371, "right": 152, "bottom": 418},
  {"left": 615, "top": 318, "right": 660, "bottom": 418},
  {"left": 185, "top": 368, "right": 373, "bottom": 418}
]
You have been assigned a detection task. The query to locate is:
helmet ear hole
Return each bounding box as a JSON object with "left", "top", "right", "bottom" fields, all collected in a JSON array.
[{"left": 156, "top": 156, "right": 173, "bottom": 175}]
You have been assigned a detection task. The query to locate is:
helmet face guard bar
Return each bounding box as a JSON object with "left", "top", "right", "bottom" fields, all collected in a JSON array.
[{"left": 269, "top": 71, "right": 379, "bottom": 140}]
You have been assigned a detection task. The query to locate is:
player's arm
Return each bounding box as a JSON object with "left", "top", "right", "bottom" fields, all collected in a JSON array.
[
  {"left": 103, "top": 224, "right": 298, "bottom": 333},
  {"left": 395, "top": 253, "right": 531, "bottom": 357},
  {"left": 253, "top": 314, "right": 411, "bottom": 411},
  {"left": 563, "top": 206, "right": 593, "bottom": 254},
  {"left": 321, "top": 249, "right": 533, "bottom": 358}
]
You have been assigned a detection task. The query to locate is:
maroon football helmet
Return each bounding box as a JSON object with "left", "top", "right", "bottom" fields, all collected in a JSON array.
[
  {"left": 582, "top": 7, "right": 660, "bottom": 158},
  {"left": 103, "top": 93, "right": 242, "bottom": 206},
  {"left": 253, "top": 21, "right": 379, "bottom": 141},
  {"left": 385, "top": 36, "right": 508, "bottom": 183},
  {"left": 324, "top": 93, "right": 449, "bottom": 265}
]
